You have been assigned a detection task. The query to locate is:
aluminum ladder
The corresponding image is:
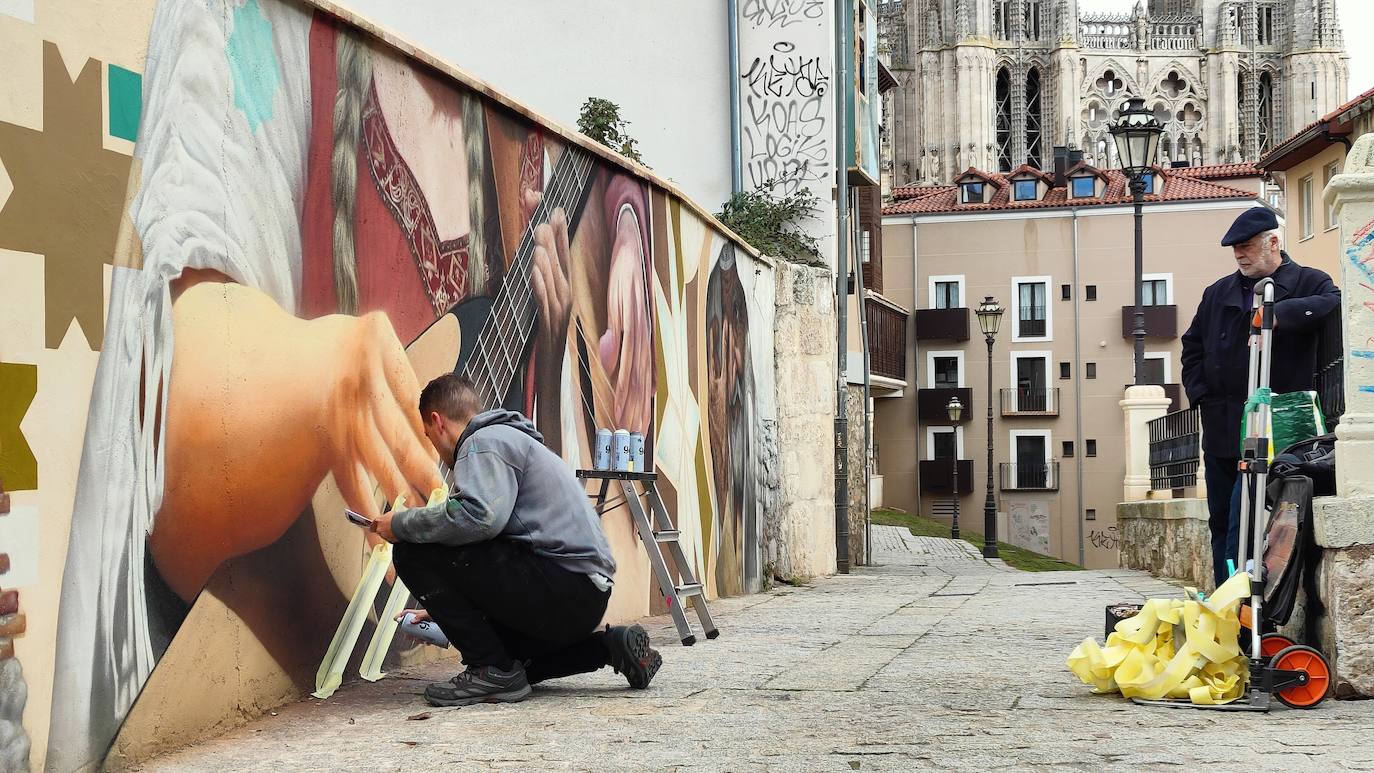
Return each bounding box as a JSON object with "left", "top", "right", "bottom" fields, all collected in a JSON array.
[{"left": 576, "top": 470, "right": 719, "bottom": 646}]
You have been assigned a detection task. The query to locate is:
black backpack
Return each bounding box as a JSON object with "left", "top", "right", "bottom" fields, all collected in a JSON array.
[{"left": 1270, "top": 433, "right": 1336, "bottom": 497}]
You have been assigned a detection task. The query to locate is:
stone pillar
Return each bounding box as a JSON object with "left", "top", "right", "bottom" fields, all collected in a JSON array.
[
  {"left": 1119, "top": 385, "right": 1172, "bottom": 502},
  {"left": 1309, "top": 133, "right": 1374, "bottom": 697},
  {"left": 1326, "top": 134, "right": 1374, "bottom": 500}
]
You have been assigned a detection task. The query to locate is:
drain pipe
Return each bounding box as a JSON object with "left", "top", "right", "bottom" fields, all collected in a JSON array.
[
  {"left": 853, "top": 191, "right": 873, "bottom": 567},
  {"left": 728, "top": 0, "right": 743, "bottom": 194},
  {"left": 833, "top": 0, "right": 851, "bottom": 574},
  {"left": 1072, "top": 207, "right": 1086, "bottom": 567}
]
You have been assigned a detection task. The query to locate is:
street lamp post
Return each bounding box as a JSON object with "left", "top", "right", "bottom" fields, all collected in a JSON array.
[
  {"left": 975, "top": 297, "right": 1004, "bottom": 559},
  {"left": 945, "top": 395, "right": 964, "bottom": 540},
  {"left": 1109, "top": 97, "right": 1165, "bottom": 386}
]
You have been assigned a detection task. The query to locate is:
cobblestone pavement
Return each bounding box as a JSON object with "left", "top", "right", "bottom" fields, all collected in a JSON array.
[{"left": 135, "top": 526, "right": 1374, "bottom": 772}]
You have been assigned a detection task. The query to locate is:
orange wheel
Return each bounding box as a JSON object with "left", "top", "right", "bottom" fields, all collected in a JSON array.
[
  {"left": 1271, "top": 645, "right": 1332, "bottom": 709},
  {"left": 1260, "top": 633, "right": 1295, "bottom": 659}
]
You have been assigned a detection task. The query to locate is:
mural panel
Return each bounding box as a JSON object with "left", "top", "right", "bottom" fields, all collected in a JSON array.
[{"left": 0, "top": 0, "right": 777, "bottom": 770}]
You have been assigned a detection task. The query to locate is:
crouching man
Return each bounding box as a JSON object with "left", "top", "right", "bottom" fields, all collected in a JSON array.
[{"left": 372, "top": 373, "right": 662, "bottom": 706}]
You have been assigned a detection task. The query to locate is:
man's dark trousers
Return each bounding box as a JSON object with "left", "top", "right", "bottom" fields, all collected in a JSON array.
[
  {"left": 393, "top": 538, "right": 611, "bottom": 684},
  {"left": 1204, "top": 453, "right": 1240, "bottom": 588}
]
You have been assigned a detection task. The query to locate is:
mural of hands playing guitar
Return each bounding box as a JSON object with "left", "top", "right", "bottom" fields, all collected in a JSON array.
[{"left": 42, "top": 3, "right": 730, "bottom": 770}]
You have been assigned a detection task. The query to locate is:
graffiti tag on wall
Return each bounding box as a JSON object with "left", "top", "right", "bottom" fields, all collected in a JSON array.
[
  {"left": 741, "top": 0, "right": 824, "bottom": 29},
  {"left": 1347, "top": 220, "right": 1374, "bottom": 393},
  {"left": 1088, "top": 527, "right": 1121, "bottom": 551},
  {"left": 740, "top": 41, "right": 830, "bottom": 194}
]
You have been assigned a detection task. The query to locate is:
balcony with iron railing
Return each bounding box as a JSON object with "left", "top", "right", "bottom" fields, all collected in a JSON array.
[
  {"left": 866, "top": 294, "right": 910, "bottom": 383},
  {"left": 1000, "top": 387, "right": 1059, "bottom": 417},
  {"left": 999, "top": 461, "right": 1060, "bottom": 492}
]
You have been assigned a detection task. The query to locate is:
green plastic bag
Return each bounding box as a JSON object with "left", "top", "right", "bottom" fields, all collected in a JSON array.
[{"left": 1240, "top": 389, "right": 1325, "bottom": 457}]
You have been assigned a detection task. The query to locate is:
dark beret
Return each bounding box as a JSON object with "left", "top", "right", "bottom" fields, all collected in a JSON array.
[{"left": 1220, "top": 207, "right": 1279, "bottom": 247}]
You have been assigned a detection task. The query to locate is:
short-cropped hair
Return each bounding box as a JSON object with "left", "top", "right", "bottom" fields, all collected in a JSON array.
[{"left": 420, "top": 373, "right": 484, "bottom": 422}]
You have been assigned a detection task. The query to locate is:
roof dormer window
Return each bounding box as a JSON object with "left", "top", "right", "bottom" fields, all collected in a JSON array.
[
  {"left": 1013, "top": 179, "right": 1038, "bottom": 201},
  {"left": 1139, "top": 172, "right": 1156, "bottom": 193},
  {"left": 960, "top": 182, "right": 985, "bottom": 204},
  {"left": 1070, "top": 176, "right": 1097, "bottom": 199}
]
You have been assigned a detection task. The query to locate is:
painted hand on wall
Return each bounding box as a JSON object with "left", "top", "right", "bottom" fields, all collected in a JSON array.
[
  {"left": 600, "top": 205, "right": 653, "bottom": 435},
  {"left": 523, "top": 189, "right": 572, "bottom": 378},
  {"left": 150, "top": 276, "right": 442, "bottom": 602}
]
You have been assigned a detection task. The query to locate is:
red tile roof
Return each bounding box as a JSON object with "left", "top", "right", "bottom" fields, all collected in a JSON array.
[
  {"left": 1168, "top": 162, "right": 1260, "bottom": 180},
  {"left": 1258, "top": 84, "right": 1374, "bottom": 169},
  {"left": 884, "top": 165, "right": 1257, "bottom": 216}
]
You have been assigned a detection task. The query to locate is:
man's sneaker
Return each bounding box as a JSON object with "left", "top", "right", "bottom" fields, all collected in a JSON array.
[
  {"left": 605, "top": 624, "right": 662, "bottom": 689},
  {"left": 424, "top": 663, "right": 532, "bottom": 707}
]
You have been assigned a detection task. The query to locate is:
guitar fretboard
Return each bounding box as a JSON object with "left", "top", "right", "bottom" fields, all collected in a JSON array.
[{"left": 461, "top": 147, "right": 596, "bottom": 409}]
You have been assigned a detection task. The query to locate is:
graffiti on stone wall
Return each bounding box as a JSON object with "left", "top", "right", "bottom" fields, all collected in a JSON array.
[
  {"left": 1346, "top": 220, "right": 1374, "bottom": 393},
  {"left": 0, "top": 2, "right": 777, "bottom": 770},
  {"left": 1008, "top": 500, "right": 1050, "bottom": 555},
  {"left": 740, "top": 41, "right": 830, "bottom": 194}
]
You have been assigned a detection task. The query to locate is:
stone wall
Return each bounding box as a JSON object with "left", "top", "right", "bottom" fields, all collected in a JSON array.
[
  {"left": 1117, "top": 498, "right": 1213, "bottom": 591},
  {"left": 767, "top": 263, "right": 839, "bottom": 583}
]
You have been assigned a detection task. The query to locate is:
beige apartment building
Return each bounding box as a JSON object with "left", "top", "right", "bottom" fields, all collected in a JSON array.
[
  {"left": 875, "top": 153, "right": 1268, "bottom": 569},
  {"left": 1259, "top": 84, "right": 1374, "bottom": 279}
]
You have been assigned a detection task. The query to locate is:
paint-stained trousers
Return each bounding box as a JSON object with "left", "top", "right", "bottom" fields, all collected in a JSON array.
[{"left": 393, "top": 538, "right": 611, "bottom": 683}]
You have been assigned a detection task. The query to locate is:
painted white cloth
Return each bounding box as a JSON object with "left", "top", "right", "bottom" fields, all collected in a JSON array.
[{"left": 46, "top": 1, "right": 311, "bottom": 769}]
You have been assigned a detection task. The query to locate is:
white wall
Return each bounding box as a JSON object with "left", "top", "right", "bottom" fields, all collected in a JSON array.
[{"left": 338, "top": 0, "right": 735, "bottom": 209}]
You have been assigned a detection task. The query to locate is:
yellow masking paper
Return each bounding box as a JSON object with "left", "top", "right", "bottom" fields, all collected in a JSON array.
[{"left": 1066, "top": 573, "right": 1252, "bottom": 705}]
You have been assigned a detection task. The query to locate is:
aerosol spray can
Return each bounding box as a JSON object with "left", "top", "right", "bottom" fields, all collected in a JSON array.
[
  {"left": 398, "top": 612, "right": 450, "bottom": 648},
  {"left": 594, "top": 428, "right": 613, "bottom": 471},
  {"left": 612, "top": 429, "right": 632, "bottom": 472},
  {"left": 631, "top": 432, "right": 646, "bottom": 472}
]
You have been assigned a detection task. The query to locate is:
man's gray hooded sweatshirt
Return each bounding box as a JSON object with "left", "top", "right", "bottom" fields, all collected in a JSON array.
[{"left": 391, "top": 410, "right": 617, "bottom": 582}]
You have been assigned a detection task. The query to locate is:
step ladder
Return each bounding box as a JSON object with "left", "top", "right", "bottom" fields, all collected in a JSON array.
[{"left": 577, "top": 469, "right": 719, "bottom": 646}]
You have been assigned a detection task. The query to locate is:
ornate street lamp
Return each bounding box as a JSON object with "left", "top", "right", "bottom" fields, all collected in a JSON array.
[
  {"left": 975, "top": 296, "right": 1004, "bottom": 559},
  {"left": 945, "top": 395, "right": 964, "bottom": 540},
  {"left": 1110, "top": 97, "right": 1165, "bottom": 386}
]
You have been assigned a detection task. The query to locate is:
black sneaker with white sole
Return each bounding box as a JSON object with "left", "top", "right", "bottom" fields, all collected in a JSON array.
[
  {"left": 424, "top": 663, "right": 532, "bottom": 707},
  {"left": 605, "top": 624, "right": 662, "bottom": 689}
]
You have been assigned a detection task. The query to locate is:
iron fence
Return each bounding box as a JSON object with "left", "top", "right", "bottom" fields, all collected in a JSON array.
[{"left": 1148, "top": 406, "right": 1200, "bottom": 491}]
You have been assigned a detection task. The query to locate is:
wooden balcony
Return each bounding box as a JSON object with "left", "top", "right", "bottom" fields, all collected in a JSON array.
[
  {"left": 866, "top": 295, "right": 909, "bottom": 382},
  {"left": 920, "top": 458, "right": 973, "bottom": 494},
  {"left": 914, "top": 307, "right": 970, "bottom": 341},
  {"left": 918, "top": 387, "right": 973, "bottom": 423},
  {"left": 1120, "top": 304, "right": 1178, "bottom": 339}
]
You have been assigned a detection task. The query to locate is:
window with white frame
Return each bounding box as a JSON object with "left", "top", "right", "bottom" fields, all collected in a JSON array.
[
  {"left": 1012, "top": 276, "right": 1052, "bottom": 341},
  {"left": 1011, "top": 351, "right": 1052, "bottom": 412},
  {"left": 1141, "top": 351, "right": 1172, "bottom": 385},
  {"left": 1009, "top": 429, "right": 1052, "bottom": 489},
  {"left": 929, "top": 275, "right": 965, "bottom": 309},
  {"left": 861, "top": 230, "right": 872, "bottom": 263},
  {"left": 1140, "top": 273, "right": 1173, "bottom": 307},
  {"left": 961, "top": 182, "right": 986, "bottom": 204},
  {"left": 927, "top": 426, "right": 964, "bottom": 460},
  {"left": 1300, "top": 175, "right": 1314, "bottom": 239},
  {"left": 926, "top": 350, "right": 964, "bottom": 388},
  {"left": 1325, "top": 161, "right": 1340, "bottom": 230}
]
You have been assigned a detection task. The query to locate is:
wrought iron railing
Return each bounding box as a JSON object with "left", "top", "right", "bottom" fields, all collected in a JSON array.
[
  {"left": 1313, "top": 309, "right": 1344, "bottom": 429},
  {"left": 1148, "top": 406, "right": 1200, "bottom": 491},
  {"left": 999, "top": 461, "right": 1059, "bottom": 492},
  {"left": 1000, "top": 387, "right": 1059, "bottom": 416}
]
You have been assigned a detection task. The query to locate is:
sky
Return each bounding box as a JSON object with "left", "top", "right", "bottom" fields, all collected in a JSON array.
[{"left": 1078, "top": 1, "right": 1374, "bottom": 97}]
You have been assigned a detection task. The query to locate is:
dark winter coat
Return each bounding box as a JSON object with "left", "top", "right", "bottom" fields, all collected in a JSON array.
[{"left": 1180, "top": 253, "right": 1340, "bottom": 458}]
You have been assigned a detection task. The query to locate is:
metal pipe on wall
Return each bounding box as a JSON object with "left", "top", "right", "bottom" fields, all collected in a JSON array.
[
  {"left": 1072, "top": 208, "right": 1086, "bottom": 567},
  {"left": 854, "top": 189, "right": 873, "bottom": 566},
  {"left": 833, "top": 0, "right": 851, "bottom": 574},
  {"left": 728, "top": 0, "right": 743, "bottom": 195}
]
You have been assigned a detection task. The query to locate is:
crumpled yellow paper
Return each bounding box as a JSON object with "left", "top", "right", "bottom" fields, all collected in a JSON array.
[{"left": 1067, "top": 572, "right": 1252, "bottom": 705}]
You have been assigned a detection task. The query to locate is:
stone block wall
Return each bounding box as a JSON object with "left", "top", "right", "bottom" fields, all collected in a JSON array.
[
  {"left": 1117, "top": 498, "right": 1214, "bottom": 591},
  {"left": 766, "top": 263, "right": 838, "bottom": 583}
]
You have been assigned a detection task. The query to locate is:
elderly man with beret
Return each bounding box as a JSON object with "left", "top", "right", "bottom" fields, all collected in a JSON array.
[{"left": 1180, "top": 206, "right": 1340, "bottom": 589}]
